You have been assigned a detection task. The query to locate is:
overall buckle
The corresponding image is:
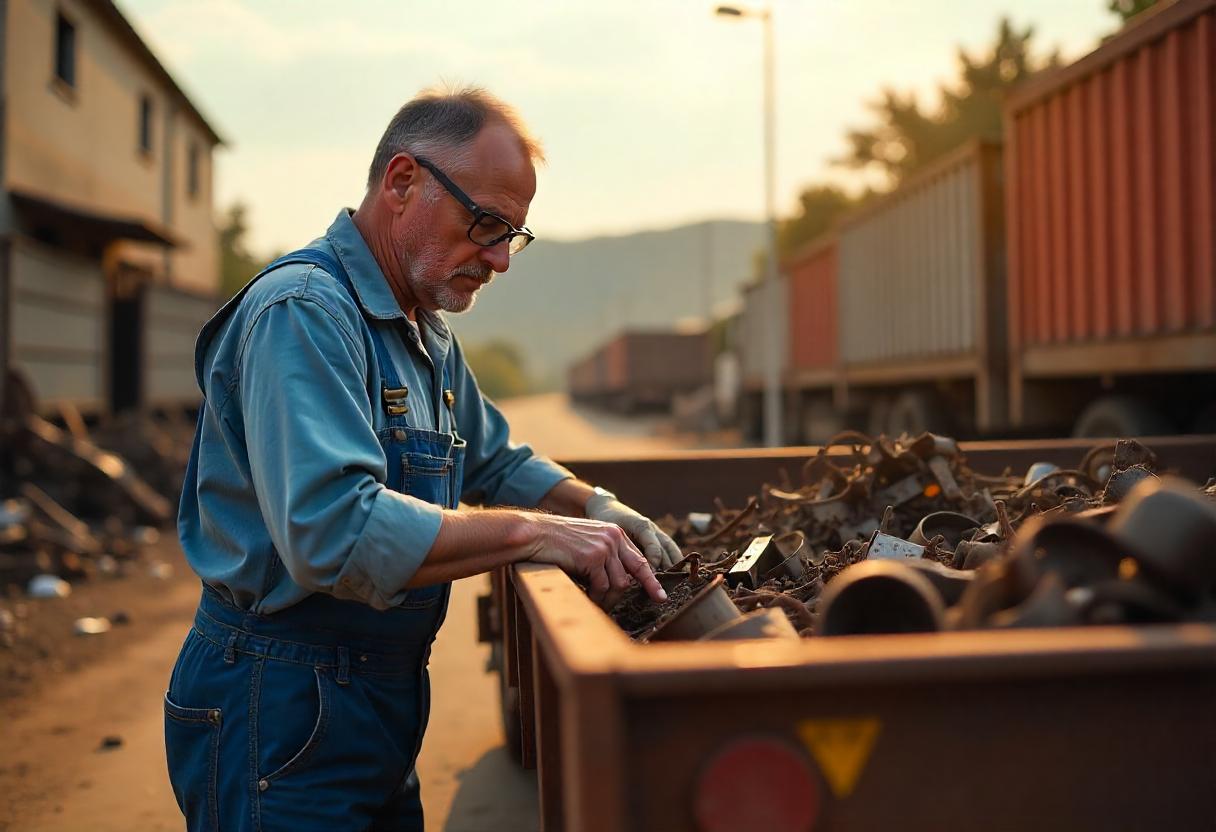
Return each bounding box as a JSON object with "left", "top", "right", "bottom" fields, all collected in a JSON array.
[{"left": 382, "top": 386, "right": 409, "bottom": 416}]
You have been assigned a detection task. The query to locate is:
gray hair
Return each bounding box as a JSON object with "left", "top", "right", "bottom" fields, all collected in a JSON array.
[{"left": 366, "top": 85, "right": 544, "bottom": 191}]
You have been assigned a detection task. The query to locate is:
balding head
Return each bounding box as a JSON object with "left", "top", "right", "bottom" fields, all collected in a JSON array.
[{"left": 367, "top": 85, "right": 544, "bottom": 190}]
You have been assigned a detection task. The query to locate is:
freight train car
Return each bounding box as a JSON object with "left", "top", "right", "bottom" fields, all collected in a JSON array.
[
  {"left": 737, "top": 277, "right": 790, "bottom": 440},
  {"left": 568, "top": 330, "right": 713, "bottom": 414},
  {"left": 751, "top": 0, "right": 1215, "bottom": 443},
  {"left": 1004, "top": 0, "right": 1216, "bottom": 436}
]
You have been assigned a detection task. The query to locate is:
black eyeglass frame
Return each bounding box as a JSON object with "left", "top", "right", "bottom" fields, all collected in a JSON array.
[{"left": 413, "top": 156, "right": 536, "bottom": 255}]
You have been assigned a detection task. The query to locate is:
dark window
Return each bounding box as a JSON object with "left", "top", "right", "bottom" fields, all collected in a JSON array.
[
  {"left": 55, "top": 13, "right": 76, "bottom": 87},
  {"left": 188, "top": 142, "right": 200, "bottom": 197},
  {"left": 139, "top": 95, "right": 153, "bottom": 153}
]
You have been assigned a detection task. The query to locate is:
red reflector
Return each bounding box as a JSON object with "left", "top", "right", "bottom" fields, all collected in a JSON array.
[{"left": 694, "top": 737, "right": 820, "bottom": 832}]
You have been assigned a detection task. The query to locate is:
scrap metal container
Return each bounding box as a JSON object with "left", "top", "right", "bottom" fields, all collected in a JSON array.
[
  {"left": 144, "top": 284, "right": 217, "bottom": 409},
  {"left": 1004, "top": 0, "right": 1216, "bottom": 428},
  {"left": 836, "top": 141, "right": 1007, "bottom": 433},
  {"left": 490, "top": 437, "right": 1216, "bottom": 831},
  {"left": 599, "top": 330, "right": 712, "bottom": 412},
  {"left": 784, "top": 235, "right": 838, "bottom": 388}
]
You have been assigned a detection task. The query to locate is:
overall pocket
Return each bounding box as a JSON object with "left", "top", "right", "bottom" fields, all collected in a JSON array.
[
  {"left": 164, "top": 693, "right": 221, "bottom": 832},
  {"left": 258, "top": 663, "right": 331, "bottom": 786},
  {"left": 400, "top": 452, "right": 452, "bottom": 506}
]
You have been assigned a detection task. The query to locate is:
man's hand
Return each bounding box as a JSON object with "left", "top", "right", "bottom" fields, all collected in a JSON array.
[
  {"left": 523, "top": 513, "right": 667, "bottom": 609},
  {"left": 584, "top": 491, "right": 682, "bottom": 571}
]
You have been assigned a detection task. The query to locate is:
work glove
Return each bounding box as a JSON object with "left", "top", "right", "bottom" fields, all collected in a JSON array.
[{"left": 585, "top": 488, "right": 682, "bottom": 570}]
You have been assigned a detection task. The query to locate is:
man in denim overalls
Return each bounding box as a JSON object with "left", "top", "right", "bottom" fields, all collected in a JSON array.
[{"left": 166, "top": 87, "right": 676, "bottom": 831}]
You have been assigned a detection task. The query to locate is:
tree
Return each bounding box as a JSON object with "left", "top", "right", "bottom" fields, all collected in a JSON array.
[
  {"left": 1109, "top": 0, "right": 1158, "bottom": 23},
  {"left": 463, "top": 340, "right": 532, "bottom": 401},
  {"left": 218, "top": 202, "right": 264, "bottom": 299},
  {"left": 776, "top": 185, "right": 856, "bottom": 257},
  {"left": 837, "top": 18, "right": 1057, "bottom": 186}
]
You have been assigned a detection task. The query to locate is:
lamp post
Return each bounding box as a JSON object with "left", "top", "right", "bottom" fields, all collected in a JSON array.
[{"left": 716, "top": 3, "right": 783, "bottom": 447}]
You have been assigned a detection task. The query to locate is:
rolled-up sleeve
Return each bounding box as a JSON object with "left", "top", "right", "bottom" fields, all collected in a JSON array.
[
  {"left": 449, "top": 338, "right": 573, "bottom": 507},
  {"left": 238, "top": 297, "right": 444, "bottom": 610}
]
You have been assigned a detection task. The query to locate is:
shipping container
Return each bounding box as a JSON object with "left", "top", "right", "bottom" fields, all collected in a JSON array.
[
  {"left": 784, "top": 235, "right": 838, "bottom": 385},
  {"left": 1005, "top": 0, "right": 1216, "bottom": 434},
  {"left": 835, "top": 140, "right": 1007, "bottom": 437},
  {"left": 739, "top": 276, "right": 789, "bottom": 393},
  {"left": 144, "top": 284, "right": 217, "bottom": 409},
  {"left": 482, "top": 436, "right": 1216, "bottom": 831}
]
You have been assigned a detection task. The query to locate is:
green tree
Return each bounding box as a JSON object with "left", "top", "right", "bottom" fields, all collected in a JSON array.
[
  {"left": 837, "top": 18, "right": 1057, "bottom": 185},
  {"left": 1109, "top": 0, "right": 1158, "bottom": 23},
  {"left": 777, "top": 185, "right": 856, "bottom": 256},
  {"left": 218, "top": 202, "right": 264, "bottom": 299},
  {"left": 463, "top": 340, "right": 532, "bottom": 401}
]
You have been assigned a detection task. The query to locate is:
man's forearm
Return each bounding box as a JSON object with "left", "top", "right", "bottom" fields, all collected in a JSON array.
[
  {"left": 406, "top": 508, "right": 536, "bottom": 587},
  {"left": 536, "top": 477, "right": 596, "bottom": 517},
  {"left": 405, "top": 479, "right": 595, "bottom": 587}
]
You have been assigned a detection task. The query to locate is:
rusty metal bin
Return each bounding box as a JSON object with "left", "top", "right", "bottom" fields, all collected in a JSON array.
[{"left": 489, "top": 437, "right": 1216, "bottom": 831}]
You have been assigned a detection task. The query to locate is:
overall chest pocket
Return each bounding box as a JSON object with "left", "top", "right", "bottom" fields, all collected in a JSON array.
[{"left": 401, "top": 452, "right": 453, "bottom": 510}]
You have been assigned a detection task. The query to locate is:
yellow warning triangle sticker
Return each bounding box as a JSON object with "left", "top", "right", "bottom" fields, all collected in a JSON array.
[{"left": 796, "top": 717, "right": 881, "bottom": 799}]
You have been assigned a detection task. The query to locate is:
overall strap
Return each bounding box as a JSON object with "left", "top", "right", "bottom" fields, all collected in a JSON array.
[{"left": 266, "top": 249, "right": 409, "bottom": 416}]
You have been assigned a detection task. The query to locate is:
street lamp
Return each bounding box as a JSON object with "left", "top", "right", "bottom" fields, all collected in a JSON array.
[{"left": 716, "top": 2, "right": 783, "bottom": 447}]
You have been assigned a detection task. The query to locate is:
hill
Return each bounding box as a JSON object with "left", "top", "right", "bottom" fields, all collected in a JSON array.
[{"left": 453, "top": 219, "right": 766, "bottom": 389}]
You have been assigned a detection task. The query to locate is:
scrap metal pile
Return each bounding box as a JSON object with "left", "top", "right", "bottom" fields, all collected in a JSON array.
[
  {"left": 0, "top": 372, "right": 189, "bottom": 619},
  {"left": 610, "top": 432, "right": 1216, "bottom": 642}
]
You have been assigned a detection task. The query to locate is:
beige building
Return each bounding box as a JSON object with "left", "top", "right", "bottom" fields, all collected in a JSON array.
[{"left": 1, "top": 0, "right": 223, "bottom": 415}]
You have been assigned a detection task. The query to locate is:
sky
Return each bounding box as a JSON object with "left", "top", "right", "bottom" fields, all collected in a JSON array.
[{"left": 117, "top": 0, "right": 1119, "bottom": 254}]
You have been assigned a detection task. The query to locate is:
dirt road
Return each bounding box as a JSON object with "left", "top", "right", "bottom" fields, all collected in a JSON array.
[{"left": 0, "top": 393, "right": 690, "bottom": 831}]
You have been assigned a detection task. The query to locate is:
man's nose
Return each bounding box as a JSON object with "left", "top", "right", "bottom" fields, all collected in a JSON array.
[{"left": 479, "top": 241, "right": 510, "bottom": 274}]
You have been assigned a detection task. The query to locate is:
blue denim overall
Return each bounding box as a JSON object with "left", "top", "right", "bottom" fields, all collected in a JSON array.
[{"left": 165, "top": 249, "right": 465, "bottom": 832}]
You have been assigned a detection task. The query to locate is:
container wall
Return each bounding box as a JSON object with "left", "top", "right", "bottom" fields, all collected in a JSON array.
[
  {"left": 144, "top": 284, "right": 216, "bottom": 406},
  {"left": 1007, "top": 3, "right": 1216, "bottom": 348},
  {"left": 785, "top": 239, "right": 838, "bottom": 373},
  {"left": 838, "top": 146, "right": 991, "bottom": 366},
  {"left": 739, "top": 277, "right": 789, "bottom": 388},
  {"left": 9, "top": 236, "right": 106, "bottom": 410}
]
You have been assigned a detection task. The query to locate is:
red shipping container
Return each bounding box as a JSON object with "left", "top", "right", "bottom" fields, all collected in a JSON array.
[
  {"left": 783, "top": 235, "right": 838, "bottom": 383},
  {"left": 1005, "top": 0, "right": 1216, "bottom": 392}
]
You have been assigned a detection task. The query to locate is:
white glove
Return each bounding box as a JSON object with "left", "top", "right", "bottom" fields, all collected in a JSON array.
[{"left": 585, "top": 488, "right": 682, "bottom": 570}]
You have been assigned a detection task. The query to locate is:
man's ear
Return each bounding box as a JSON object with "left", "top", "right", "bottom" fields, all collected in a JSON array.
[{"left": 382, "top": 153, "right": 420, "bottom": 213}]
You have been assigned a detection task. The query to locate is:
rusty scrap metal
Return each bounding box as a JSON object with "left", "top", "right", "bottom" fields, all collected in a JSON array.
[{"left": 611, "top": 432, "right": 1216, "bottom": 641}]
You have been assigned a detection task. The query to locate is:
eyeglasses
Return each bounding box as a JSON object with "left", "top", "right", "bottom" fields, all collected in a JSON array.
[{"left": 414, "top": 156, "right": 536, "bottom": 256}]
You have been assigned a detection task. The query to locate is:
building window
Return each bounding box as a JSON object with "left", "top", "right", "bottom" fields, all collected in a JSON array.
[
  {"left": 139, "top": 94, "right": 153, "bottom": 154},
  {"left": 188, "top": 142, "right": 201, "bottom": 198},
  {"left": 55, "top": 12, "right": 76, "bottom": 87}
]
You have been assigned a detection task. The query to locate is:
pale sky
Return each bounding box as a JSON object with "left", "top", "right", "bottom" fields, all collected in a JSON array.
[{"left": 117, "top": 0, "right": 1118, "bottom": 254}]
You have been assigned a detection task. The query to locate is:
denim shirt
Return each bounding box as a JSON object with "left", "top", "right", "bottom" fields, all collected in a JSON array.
[{"left": 178, "top": 210, "right": 572, "bottom": 613}]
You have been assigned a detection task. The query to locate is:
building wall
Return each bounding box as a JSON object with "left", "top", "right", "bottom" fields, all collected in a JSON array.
[{"left": 3, "top": 0, "right": 218, "bottom": 294}]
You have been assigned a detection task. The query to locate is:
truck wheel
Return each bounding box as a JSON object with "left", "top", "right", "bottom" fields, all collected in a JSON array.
[
  {"left": 886, "top": 390, "right": 953, "bottom": 438},
  {"left": 1072, "top": 396, "right": 1174, "bottom": 438}
]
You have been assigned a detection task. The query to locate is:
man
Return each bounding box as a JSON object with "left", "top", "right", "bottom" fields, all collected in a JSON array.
[{"left": 166, "top": 86, "right": 679, "bottom": 831}]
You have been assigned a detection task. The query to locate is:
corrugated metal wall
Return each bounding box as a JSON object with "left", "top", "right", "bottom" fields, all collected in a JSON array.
[
  {"left": 144, "top": 285, "right": 216, "bottom": 405},
  {"left": 739, "top": 277, "right": 789, "bottom": 387},
  {"left": 1008, "top": 1, "right": 1216, "bottom": 346},
  {"left": 838, "top": 145, "right": 987, "bottom": 365},
  {"left": 785, "top": 238, "right": 838, "bottom": 372},
  {"left": 9, "top": 237, "right": 106, "bottom": 409}
]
